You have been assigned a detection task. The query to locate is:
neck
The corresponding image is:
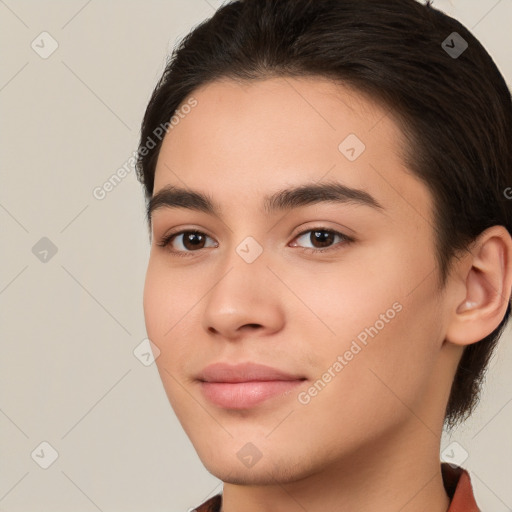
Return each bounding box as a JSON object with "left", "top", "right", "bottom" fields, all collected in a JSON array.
[{"left": 220, "top": 418, "right": 451, "bottom": 512}]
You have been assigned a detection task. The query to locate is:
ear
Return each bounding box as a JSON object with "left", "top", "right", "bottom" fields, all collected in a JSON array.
[{"left": 445, "top": 225, "right": 512, "bottom": 346}]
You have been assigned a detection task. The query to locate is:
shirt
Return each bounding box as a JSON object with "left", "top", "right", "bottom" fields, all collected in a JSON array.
[{"left": 192, "top": 463, "right": 480, "bottom": 511}]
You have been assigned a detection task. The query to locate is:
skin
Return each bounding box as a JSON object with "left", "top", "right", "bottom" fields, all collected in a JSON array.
[{"left": 143, "top": 77, "right": 512, "bottom": 512}]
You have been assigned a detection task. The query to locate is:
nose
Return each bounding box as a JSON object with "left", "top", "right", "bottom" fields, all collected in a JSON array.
[{"left": 201, "top": 255, "right": 286, "bottom": 342}]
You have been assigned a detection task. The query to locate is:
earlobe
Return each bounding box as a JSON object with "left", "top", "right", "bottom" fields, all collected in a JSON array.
[{"left": 445, "top": 226, "right": 512, "bottom": 347}]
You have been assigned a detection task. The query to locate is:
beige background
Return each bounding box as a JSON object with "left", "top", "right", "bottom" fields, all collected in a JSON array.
[{"left": 1, "top": 0, "right": 511, "bottom": 510}]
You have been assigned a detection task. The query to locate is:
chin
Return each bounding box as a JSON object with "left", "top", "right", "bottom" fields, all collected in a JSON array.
[{"left": 196, "top": 441, "right": 319, "bottom": 487}]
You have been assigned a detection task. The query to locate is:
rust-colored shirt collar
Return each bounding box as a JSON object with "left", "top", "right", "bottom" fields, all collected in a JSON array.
[
  {"left": 193, "top": 463, "right": 480, "bottom": 512},
  {"left": 442, "top": 463, "right": 481, "bottom": 511}
]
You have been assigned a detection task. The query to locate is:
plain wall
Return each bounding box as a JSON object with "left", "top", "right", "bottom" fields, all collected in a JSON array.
[{"left": 1, "top": 0, "right": 511, "bottom": 510}]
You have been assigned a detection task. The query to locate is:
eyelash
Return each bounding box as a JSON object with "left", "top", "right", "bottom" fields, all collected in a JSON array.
[{"left": 156, "top": 227, "right": 354, "bottom": 258}]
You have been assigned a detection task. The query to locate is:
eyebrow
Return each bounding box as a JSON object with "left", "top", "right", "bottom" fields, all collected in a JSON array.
[{"left": 146, "top": 181, "right": 385, "bottom": 224}]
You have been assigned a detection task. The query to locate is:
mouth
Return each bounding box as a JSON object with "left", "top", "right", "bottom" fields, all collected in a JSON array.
[
  {"left": 196, "top": 362, "right": 307, "bottom": 409},
  {"left": 199, "top": 379, "right": 306, "bottom": 409}
]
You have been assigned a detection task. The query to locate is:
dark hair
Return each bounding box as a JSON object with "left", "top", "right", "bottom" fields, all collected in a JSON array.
[{"left": 136, "top": 0, "right": 512, "bottom": 429}]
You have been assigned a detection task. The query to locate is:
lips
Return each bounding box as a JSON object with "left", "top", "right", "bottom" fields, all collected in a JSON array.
[
  {"left": 197, "top": 362, "right": 305, "bottom": 383},
  {"left": 197, "top": 362, "right": 307, "bottom": 409}
]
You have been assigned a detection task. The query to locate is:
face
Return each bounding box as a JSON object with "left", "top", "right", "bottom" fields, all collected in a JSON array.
[{"left": 143, "top": 77, "right": 455, "bottom": 485}]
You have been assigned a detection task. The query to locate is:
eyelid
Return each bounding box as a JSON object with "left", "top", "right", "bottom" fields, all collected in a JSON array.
[
  {"left": 156, "top": 226, "right": 354, "bottom": 256},
  {"left": 156, "top": 228, "right": 217, "bottom": 256},
  {"left": 290, "top": 227, "right": 354, "bottom": 251}
]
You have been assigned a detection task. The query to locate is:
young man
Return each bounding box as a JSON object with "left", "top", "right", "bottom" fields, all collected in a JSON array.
[{"left": 136, "top": 0, "right": 512, "bottom": 510}]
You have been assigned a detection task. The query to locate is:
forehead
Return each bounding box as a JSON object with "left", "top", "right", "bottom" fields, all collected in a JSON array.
[
  {"left": 156, "top": 77, "right": 396, "bottom": 174},
  {"left": 153, "top": 76, "right": 432, "bottom": 226}
]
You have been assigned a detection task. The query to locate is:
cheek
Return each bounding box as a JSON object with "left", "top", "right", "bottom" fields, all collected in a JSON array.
[
  {"left": 142, "top": 263, "right": 167, "bottom": 338},
  {"left": 143, "top": 264, "right": 192, "bottom": 414},
  {"left": 334, "top": 274, "right": 443, "bottom": 421},
  {"left": 283, "top": 250, "right": 400, "bottom": 348},
  {"left": 292, "top": 240, "right": 441, "bottom": 403},
  {"left": 143, "top": 258, "right": 194, "bottom": 338},
  {"left": 293, "top": 297, "right": 440, "bottom": 446},
  {"left": 143, "top": 259, "right": 204, "bottom": 380}
]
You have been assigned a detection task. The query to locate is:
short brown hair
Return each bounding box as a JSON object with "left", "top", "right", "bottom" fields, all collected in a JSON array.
[{"left": 136, "top": 0, "right": 512, "bottom": 429}]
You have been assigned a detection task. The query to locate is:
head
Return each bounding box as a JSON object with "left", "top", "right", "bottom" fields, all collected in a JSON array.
[{"left": 136, "top": 0, "right": 512, "bottom": 482}]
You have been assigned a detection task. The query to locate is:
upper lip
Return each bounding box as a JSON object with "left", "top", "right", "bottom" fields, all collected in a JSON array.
[{"left": 197, "top": 362, "right": 306, "bottom": 383}]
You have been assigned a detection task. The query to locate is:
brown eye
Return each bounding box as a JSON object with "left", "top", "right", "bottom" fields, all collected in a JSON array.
[
  {"left": 310, "top": 230, "right": 336, "bottom": 248},
  {"left": 179, "top": 231, "right": 208, "bottom": 250},
  {"left": 291, "top": 228, "right": 353, "bottom": 254},
  {"left": 157, "top": 230, "right": 217, "bottom": 256}
]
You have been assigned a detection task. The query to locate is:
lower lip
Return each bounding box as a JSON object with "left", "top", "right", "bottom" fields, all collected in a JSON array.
[{"left": 199, "top": 380, "right": 305, "bottom": 409}]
